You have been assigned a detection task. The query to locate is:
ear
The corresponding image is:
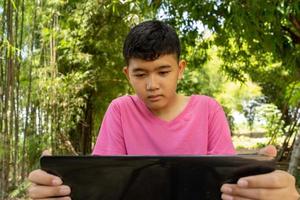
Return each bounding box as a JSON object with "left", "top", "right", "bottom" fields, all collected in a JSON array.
[
  {"left": 123, "top": 66, "right": 130, "bottom": 80},
  {"left": 177, "top": 60, "right": 186, "bottom": 80}
]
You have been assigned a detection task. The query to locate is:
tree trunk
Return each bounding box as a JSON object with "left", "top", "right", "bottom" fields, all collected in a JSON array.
[
  {"left": 0, "top": 0, "right": 7, "bottom": 197},
  {"left": 13, "top": 0, "right": 24, "bottom": 185},
  {"left": 288, "top": 129, "right": 300, "bottom": 176},
  {"left": 278, "top": 108, "right": 300, "bottom": 161},
  {"left": 12, "top": 0, "right": 20, "bottom": 188},
  {"left": 3, "top": 0, "right": 15, "bottom": 195},
  {"left": 80, "top": 94, "right": 93, "bottom": 155},
  {"left": 21, "top": 0, "right": 36, "bottom": 181}
]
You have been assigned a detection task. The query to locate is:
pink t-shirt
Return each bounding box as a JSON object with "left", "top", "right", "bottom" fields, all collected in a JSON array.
[{"left": 92, "top": 95, "right": 235, "bottom": 155}]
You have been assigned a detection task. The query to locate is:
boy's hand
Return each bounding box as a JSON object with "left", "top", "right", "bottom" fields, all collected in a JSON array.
[
  {"left": 221, "top": 145, "right": 300, "bottom": 200},
  {"left": 257, "top": 145, "right": 277, "bottom": 157},
  {"left": 221, "top": 170, "right": 299, "bottom": 200},
  {"left": 27, "top": 150, "right": 71, "bottom": 200}
]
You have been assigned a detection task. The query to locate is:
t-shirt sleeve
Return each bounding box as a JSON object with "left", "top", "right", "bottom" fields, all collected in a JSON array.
[
  {"left": 92, "top": 100, "right": 127, "bottom": 155},
  {"left": 207, "top": 100, "right": 236, "bottom": 155}
]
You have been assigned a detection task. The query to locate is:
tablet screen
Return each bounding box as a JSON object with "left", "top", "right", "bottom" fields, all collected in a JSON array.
[{"left": 40, "top": 155, "right": 275, "bottom": 200}]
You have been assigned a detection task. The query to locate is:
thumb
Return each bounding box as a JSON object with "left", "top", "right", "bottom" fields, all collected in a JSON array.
[
  {"left": 258, "top": 145, "right": 277, "bottom": 158},
  {"left": 42, "top": 149, "right": 52, "bottom": 156}
]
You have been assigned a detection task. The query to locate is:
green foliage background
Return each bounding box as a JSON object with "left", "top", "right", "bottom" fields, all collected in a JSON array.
[{"left": 0, "top": 0, "right": 299, "bottom": 198}]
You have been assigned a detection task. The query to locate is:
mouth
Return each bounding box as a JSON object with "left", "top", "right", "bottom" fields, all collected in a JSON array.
[{"left": 147, "top": 95, "right": 162, "bottom": 102}]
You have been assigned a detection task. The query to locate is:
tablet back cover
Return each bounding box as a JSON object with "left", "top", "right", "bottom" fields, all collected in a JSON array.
[{"left": 40, "top": 155, "right": 275, "bottom": 200}]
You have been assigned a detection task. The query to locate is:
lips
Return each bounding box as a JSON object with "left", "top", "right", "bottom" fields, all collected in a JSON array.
[{"left": 148, "top": 95, "right": 162, "bottom": 102}]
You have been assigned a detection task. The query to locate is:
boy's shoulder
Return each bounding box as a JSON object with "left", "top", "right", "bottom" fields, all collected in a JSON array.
[
  {"left": 191, "top": 94, "right": 220, "bottom": 104},
  {"left": 190, "top": 94, "right": 224, "bottom": 111},
  {"left": 110, "top": 95, "right": 139, "bottom": 107}
]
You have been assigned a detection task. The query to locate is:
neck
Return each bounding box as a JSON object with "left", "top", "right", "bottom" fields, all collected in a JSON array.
[{"left": 151, "top": 94, "right": 189, "bottom": 122}]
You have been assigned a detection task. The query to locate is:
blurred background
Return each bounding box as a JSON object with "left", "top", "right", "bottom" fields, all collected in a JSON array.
[{"left": 0, "top": 0, "right": 299, "bottom": 199}]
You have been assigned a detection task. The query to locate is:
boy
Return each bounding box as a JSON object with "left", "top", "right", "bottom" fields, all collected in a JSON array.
[{"left": 28, "top": 20, "right": 299, "bottom": 200}]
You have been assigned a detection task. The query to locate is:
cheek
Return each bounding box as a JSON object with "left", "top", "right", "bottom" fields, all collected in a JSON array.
[
  {"left": 168, "top": 74, "right": 180, "bottom": 85},
  {"left": 130, "top": 79, "right": 145, "bottom": 91}
]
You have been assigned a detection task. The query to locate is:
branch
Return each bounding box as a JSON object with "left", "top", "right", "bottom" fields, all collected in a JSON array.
[
  {"left": 282, "top": 26, "right": 300, "bottom": 44},
  {"left": 289, "top": 15, "right": 300, "bottom": 33}
]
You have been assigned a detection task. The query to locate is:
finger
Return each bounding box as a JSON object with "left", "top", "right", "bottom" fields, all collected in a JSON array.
[
  {"left": 221, "top": 183, "right": 282, "bottom": 199},
  {"left": 28, "top": 185, "right": 71, "bottom": 199},
  {"left": 237, "top": 170, "right": 295, "bottom": 188},
  {"left": 221, "top": 193, "right": 251, "bottom": 200},
  {"left": 28, "top": 169, "right": 62, "bottom": 186},
  {"left": 34, "top": 197, "right": 71, "bottom": 200},
  {"left": 258, "top": 145, "right": 277, "bottom": 157},
  {"left": 42, "top": 150, "right": 52, "bottom": 156}
]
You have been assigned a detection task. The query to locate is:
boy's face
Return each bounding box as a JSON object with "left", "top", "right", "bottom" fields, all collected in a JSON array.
[{"left": 123, "top": 54, "right": 186, "bottom": 113}]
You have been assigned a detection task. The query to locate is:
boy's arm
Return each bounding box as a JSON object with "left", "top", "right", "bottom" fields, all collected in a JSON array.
[
  {"left": 207, "top": 100, "right": 236, "bottom": 155},
  {"left": 92, "top": 100, "right": 126, "bottom": 155},
  {"left": 221, "top": 170, "right": 299, "bottom": 200}
]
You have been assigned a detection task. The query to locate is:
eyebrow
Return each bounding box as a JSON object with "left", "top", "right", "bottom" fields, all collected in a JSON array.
[{"left": 132, "top": 65, "right": 172, "bottom": 73}]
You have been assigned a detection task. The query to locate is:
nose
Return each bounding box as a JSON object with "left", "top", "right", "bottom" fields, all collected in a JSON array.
[{"left": 146, "top": 75, "right": 159, "bottom": 91}]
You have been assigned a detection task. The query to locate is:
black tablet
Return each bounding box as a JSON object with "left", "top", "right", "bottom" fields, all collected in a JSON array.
[{"left": 40, "top": 155, "right": 275, "bottom": 200}]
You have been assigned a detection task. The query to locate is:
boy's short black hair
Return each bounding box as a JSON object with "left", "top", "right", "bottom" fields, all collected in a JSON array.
[{"left": 123, "top": 20, "right": 181, "bottom": 65}]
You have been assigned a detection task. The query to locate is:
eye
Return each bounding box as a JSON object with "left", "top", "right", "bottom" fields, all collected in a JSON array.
[
  {"left": 134, "top": 73, "right": 146, "bottom": 78},
  {"left": 159, "top": 71, "right": 170, "bottom": 76}
]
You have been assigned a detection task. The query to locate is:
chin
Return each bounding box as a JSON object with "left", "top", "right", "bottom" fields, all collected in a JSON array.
[{"left": 146, "top": 102, "right": 166, "bottom": 112}]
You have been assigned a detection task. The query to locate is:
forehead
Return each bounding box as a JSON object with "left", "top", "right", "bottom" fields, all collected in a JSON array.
[{"left": 128, "top": 54, "right": 178, "bottom": 71}]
